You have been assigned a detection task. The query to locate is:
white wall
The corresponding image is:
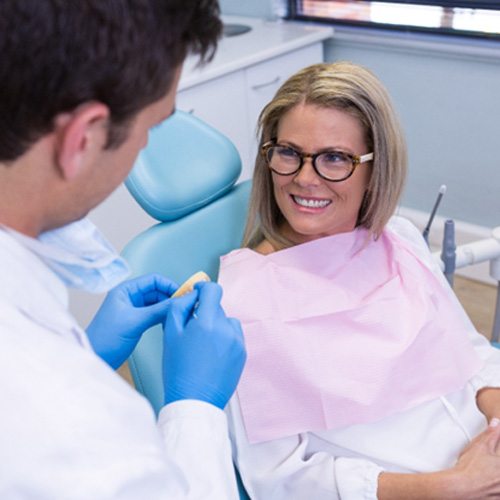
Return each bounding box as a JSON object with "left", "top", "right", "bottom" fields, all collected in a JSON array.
[
  {"left": 323, "top": 29, "right": 500, "bottom": 229},
  {"left": 219, "top": 0, "right": 274, "bottom": 19}
]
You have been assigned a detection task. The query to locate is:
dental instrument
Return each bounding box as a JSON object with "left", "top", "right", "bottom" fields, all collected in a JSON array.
[{"left": 423, "top": 184, "right": 447, "bottom": 245}]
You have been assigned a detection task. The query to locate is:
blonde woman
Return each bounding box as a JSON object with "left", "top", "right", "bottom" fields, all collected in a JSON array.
[{"left": 219, "top": 62, "right": 500, "bottom": 499}]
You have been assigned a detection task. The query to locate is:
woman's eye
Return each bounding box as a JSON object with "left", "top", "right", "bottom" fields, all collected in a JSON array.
[
  {"left": 278, "top": 147, "right": 298, "bottom": 158},
  {"left": 322, "top": 152, "right": 348, "bottom": 163}
]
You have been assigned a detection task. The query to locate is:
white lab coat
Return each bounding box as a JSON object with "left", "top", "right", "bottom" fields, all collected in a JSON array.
[
  {"left": 226, "top": 217, "right": 500, "bottom": 500},
  {"left": 0, "top": 229, "right": 239, "bottom": 499}
]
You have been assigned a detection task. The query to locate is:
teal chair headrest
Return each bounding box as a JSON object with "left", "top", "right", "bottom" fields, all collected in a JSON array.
[{"left": 125, "top": 110, "right": 242, "bottom": 221}]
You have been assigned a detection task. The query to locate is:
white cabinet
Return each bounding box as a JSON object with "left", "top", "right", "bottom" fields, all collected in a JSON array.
[
  {"left": 245, "top": 43, "right": 323, "bottom": 175},
  {"left": 177, "top": 42, "right": 324, "bottom": 180}
]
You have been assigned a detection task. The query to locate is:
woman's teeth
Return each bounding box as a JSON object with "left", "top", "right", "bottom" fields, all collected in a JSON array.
[{"left": 292, "top": 195, "right": 331, "bottom": 208}]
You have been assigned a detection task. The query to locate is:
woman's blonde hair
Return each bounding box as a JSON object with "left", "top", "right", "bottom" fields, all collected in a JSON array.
[{"left": 242, "top": 61, "right": 407, "bottom": 249}]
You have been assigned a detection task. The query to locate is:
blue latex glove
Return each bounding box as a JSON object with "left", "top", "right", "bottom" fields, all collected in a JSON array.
[
  {"left": 87, "top": 273, "right": 178, "bottom": 369},
  {"left": 163, "top": 281, "right": 246, "bottom": 410}
]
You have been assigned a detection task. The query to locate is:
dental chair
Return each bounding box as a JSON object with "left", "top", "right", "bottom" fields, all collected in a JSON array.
[{"left": 122, "top": 110, "right": 251, "bottom": 499}]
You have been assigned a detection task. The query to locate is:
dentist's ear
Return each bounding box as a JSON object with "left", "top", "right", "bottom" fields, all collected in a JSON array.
[{"left": 54, "top": 102, "right": 110, "bottom": 180}]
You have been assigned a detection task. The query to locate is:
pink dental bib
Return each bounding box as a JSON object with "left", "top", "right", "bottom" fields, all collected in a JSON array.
[{"left": 219, "top": 224, "right": 482, "bottom": 444}]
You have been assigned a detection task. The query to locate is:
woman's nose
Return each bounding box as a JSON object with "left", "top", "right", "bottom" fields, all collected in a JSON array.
[{"left": 293, "top": 157, "right": 322, "bottom": 186}]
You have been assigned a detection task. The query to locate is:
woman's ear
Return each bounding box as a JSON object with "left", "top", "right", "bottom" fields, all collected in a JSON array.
[{"left": 54, "top": 102, "right": 110, "bottom": 180}]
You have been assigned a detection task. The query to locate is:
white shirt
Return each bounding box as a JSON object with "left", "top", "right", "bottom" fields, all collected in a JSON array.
[
  {"left": 0, "top": 229, "right": 239, "bottom": 499},
  {"left": 226, "top": 217, "right": 500, "bottom": 500}
]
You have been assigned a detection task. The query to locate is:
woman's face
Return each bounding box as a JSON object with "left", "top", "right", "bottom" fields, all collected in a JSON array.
[{"left": 272, "top": 102, "right": 372, "bottom": 244}]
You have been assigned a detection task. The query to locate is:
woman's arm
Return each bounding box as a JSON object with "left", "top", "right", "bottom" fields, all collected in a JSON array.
[
  {"left": 476, "top": 387, "right": 500, "bottom": 421},
  {"left": 378, "top": 422, "right": 500, "bottom": 500},
  {"left": 229, "top": 394, "right": 500, "bottom": 500},
  {"left": 378, "top": 470, "right": 456, "bottom": 500}
]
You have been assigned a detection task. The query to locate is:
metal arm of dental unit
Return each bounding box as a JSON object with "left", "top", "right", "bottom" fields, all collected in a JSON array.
[{"left": 432, "top": 226, "right": 500, "bottom": 343}]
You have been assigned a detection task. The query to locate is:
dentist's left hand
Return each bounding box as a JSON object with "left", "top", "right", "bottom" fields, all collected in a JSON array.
[{"left": 87, "top": 273, "right": 178, "bottom": 369}]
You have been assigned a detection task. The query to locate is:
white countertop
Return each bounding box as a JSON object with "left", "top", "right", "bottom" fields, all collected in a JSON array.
[{"left": 179, "top": 16, "right": 333, "bottom": 90}]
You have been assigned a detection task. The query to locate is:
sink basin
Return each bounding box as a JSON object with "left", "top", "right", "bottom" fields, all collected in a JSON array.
[{"left": 223, "top": 23, "right": 252, "bottom": 37}]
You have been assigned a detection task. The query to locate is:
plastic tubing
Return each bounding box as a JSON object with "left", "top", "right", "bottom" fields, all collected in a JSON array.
[{"left": 432, "top": 227, "right": 500, "bottom": 280}]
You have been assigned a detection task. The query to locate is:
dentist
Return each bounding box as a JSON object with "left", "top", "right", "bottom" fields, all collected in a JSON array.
[{"left": 0, "top": 1, "right": 246, "bottom": 499}]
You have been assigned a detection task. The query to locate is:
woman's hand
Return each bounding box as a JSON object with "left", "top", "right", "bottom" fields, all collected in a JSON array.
[
  {"left": 449, "top": 419, "right": 500, "bottom": 499},
  {"left": 378, "top": 421, "right": 500, "bottom": 500}
]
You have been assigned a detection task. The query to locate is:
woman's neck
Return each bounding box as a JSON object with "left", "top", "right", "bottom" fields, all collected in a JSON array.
[{"left": 254, "top": 239, "right": 276, "bottom": 255}]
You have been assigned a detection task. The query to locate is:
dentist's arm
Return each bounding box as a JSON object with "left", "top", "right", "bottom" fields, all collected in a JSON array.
[
  {"left": 158, "top": 281, "right": 247, "bottom": 500},
  {"left": 86, "top": 273, "right": 177, "bottom": 369}
]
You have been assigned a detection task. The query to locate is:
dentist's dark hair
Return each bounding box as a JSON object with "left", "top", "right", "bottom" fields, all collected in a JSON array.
[{"left": 0, "top": 0, "right": 222, "bottom": 162}]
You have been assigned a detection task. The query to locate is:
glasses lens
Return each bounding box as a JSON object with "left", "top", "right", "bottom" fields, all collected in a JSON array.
[
  {"left": 316, "top": 151, "right": 353, "bottom": 181},
  {"left": 267, "top": 146, "right": 300, "bottom": 174}
]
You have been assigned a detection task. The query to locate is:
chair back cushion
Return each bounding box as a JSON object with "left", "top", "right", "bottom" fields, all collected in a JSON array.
[{"left": 122, "top": 181, "right": 251, "bottom": 412}]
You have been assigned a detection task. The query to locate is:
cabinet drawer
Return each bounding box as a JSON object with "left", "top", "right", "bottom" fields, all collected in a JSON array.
[
  {"left": 245, "top": 43, "right": 324, "bottom": 164},
  {"left": 246, "top": 43, "right": 323, "bottom": 91}
]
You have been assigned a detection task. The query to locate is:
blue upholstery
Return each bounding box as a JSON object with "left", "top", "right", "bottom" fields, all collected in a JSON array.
[
  {"left": 122, "top": 110, "right": 251, "bottom": 499},
  {"left": 126, "top": 110, "right": 241, "bottom": 222},
  {"left": 123, "top": 181, "right": 251, "bottom": 411}
]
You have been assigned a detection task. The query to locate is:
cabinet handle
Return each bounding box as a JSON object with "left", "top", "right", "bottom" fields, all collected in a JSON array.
[{"left": 251, "top": 76, "right": 280, "bottom": 90}]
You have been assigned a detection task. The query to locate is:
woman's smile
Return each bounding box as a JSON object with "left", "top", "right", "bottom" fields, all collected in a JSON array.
[{"left": 291, "top": 194, "right": 332, "bottom": 210}]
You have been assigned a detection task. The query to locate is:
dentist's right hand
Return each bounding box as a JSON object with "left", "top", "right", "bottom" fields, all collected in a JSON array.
[{"left": 162, "top": 281, "right": 246, "bottom": 409}]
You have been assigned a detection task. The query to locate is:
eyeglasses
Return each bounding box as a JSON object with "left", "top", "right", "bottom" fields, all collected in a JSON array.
[{"left": 261, "top": 141, "right": 374, "bottom": 182}]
